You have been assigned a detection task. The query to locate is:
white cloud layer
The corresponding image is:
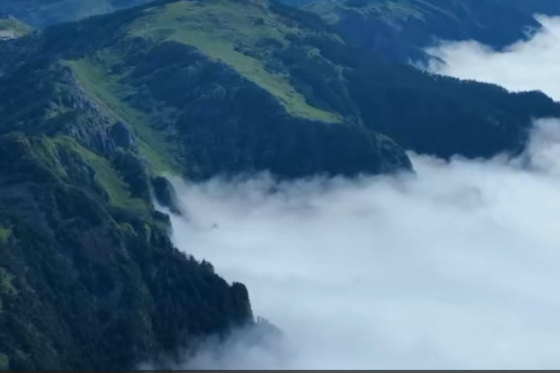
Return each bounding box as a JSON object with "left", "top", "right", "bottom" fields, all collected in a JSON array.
[
  {"left": 424, "top": 16, "right": 560, "bottom": 101},
  {"left": 163, "top": 118, "right": 560, "bottom": 370},
  {"left": 149, "top": 19, "right": 560, "bottom": 370}
]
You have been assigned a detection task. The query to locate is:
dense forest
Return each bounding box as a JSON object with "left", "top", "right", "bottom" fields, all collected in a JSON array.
[
  {"left": 0, "top": 61, "right": 254, "bottom": 368},
  {"left": 1, "top": 0, "right": 560, "bottom": 369}
]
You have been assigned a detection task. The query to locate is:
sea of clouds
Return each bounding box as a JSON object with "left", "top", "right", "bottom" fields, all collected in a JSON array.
[{"left": 156, "top": 16, "right": 560, "bottom": 370}]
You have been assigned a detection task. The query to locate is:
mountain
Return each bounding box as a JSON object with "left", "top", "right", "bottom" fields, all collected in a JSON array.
[
  {"left": 1, "top": 0, "right": 560, "bottom": 369},
  {"left": 290, "top": 0, "right": 560, "bottom": 62},
  {"left": 3, "top": 0, "right": 556, "bottom": 165},
  {"left": 5, "top": 0, "right": 560, "bottom": 58},
  {"left": 1, "top": 0, "right": 414, "bottom": 180},
  {"left": 0, "top": 53, "right": 254, "bottom": 370}
]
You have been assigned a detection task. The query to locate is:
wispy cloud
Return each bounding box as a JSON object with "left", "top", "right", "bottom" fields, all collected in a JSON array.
[{"left": 163, "top": 118, "right": 560, "bottom": 369}]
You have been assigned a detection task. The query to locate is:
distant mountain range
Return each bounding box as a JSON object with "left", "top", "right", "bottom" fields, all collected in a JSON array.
[
  {"left": 3, "top": 0, "right": 560, "bottom": 61},
  {"left": 289, "top": 0, "right": 560, "bottom": 62},
  {"left": 1, "top": 0, "right": 560, "bottom": 369}
]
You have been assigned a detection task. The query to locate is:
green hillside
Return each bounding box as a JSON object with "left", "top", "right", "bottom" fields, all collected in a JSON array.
[
  {"left": 1, "top": 0, "right": 560, "bottom": 369},
  {"left": 129, "top": 0, "right": 340, "bottom": 123},
  {"left": 0, "top": 58, "right": 253, "bottom": 370},
  {"left": 23, "top": 0, "right": 412, "bottom": 180},
  {"left": 0, "top": 0, "right": 409, "bottom": 369}
]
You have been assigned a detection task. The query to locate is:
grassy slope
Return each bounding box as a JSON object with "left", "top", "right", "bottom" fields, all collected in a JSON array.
[
  {"left": 0, "top": 17, "right": 33, "bottom": 37},
  {"left": 58, "top": 0, "right": 361, "bottom": 180},
  {"left": 66, "top": 58, "right": 180, "bottom": 173},
  {"left": 128, "top": 0, "right": 340, "bottom": 123},
  {"left": 0, "top": 0, "right": 408, "bottom": 181},
  {"left": 57, "top": 0, "right": 558, "bottom": 173},
  {"left": 0, "top": 227, "right": 11, "bottom": 244},
  {"left": 49, "top": 136, "right": 150, "bottom": 213},
  {"left": 57, "top": 0, "right": 407, "bottom": 181},
  {"left": 10, "top": 132, "right": 149, "bottom": 213}
]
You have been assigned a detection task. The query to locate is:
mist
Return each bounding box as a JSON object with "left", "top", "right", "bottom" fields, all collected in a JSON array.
[
  {"left": 155, "top": 117, "right": 560, "bottom": 370},
  {"left": 424, "top": 16, "right": 560, "bottom": 101}
]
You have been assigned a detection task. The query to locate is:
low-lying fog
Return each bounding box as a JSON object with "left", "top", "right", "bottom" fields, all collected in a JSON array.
[{"left": 158, "top": 16, "right": 560, "bottom": 370}]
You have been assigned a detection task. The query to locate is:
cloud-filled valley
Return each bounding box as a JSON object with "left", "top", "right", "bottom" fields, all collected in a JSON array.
[
  {"left": 159, "top": 16, "right": 560, "bottom": 370},
  {"left": 424, "top": 16, "right": 560, "bottom": 102}
]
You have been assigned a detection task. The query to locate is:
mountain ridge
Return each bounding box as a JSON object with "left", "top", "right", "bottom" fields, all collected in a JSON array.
[
  {"left": 0, "top": 54, "right": 254, "bottom": 369},
  {"left": 287, "top": 0, "right": 560, "bottom": 63}
]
